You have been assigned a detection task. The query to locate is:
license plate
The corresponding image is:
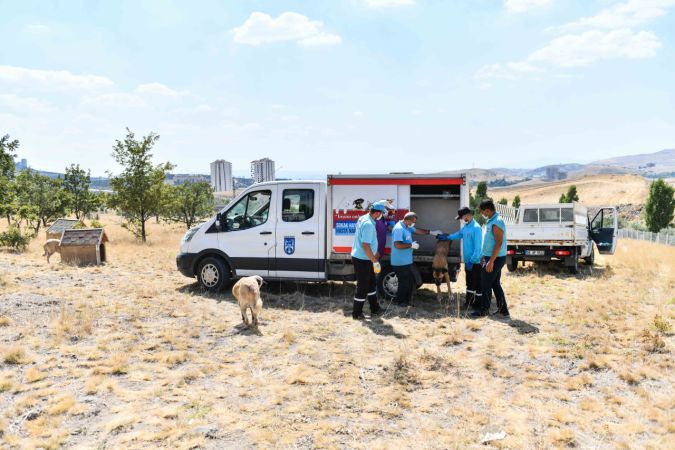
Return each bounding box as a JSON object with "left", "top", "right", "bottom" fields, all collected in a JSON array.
[{"left": 526, "top": 250, "right": 545, "bottom": 256}]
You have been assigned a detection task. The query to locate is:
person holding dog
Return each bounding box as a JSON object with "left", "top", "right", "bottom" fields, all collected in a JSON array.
[
  {"left": 350, "top": 203, "right": 387, "bottom": 319},
  {"left": 471, "top": 198, "right": 510, "bottom": 319},
  {"left": 390, "top": 212, "right": 442, "bottom": 306},
  {"left": 436, "top": 206, "right": 483, "bottom": 311}
]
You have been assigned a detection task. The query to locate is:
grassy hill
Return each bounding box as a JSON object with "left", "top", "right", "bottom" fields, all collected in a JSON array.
[{"left": 489, "top": 174, "right": 651, "bottom": 205}]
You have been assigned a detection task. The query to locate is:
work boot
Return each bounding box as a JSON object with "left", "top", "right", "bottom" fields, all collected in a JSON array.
[
  {"left": 368, "top": 294, "right": 382, "bottom": 316},
  {"left": 352, "top": 301, "right": 365, "bottom": 320},
  {"left": 469, "top": 309, "right": 488, "bottom": 319}
]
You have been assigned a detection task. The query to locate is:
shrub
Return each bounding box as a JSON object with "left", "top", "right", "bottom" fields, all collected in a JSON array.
[
  {"left": 0, "top": 226, "right": 31, "bottom": 252},
  {"left": 90, "top": 219, "right": 104, "bottom": 228}
]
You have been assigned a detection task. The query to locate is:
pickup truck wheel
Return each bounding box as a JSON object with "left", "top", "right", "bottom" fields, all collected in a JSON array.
[
  {"left": 507, "top": 258, "right": 519, "bottom": 272},
  {"left": 583, "top": 246, "right": 595, "bottom": 266},
  {"left": 197, "top": 257, "right": 230, "bottom": 292},
  {"left": 567, "top": 256, "right": 579, "bottom": 275}
]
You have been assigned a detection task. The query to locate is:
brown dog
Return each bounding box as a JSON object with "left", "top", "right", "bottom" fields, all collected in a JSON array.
[
  {"left": 432, "top": 240, "right": 453, "bottom": 302},
  {"left": 232, "top": 275, "right": 264, "bottom": 327},
  {"left": 43, "top": 239, "right": 61, "bottom": 263}
]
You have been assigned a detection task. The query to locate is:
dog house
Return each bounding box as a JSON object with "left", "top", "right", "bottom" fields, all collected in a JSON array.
[
  {"left": 60, "top": 228, "right": 109, "bottom": 265},
  {"left": 46, "top": 218, "right": 83, "bottom": 240}
]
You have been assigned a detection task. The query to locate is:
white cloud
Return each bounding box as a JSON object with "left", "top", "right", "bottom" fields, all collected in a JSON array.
[
  {"left": 528, "top": 29, "right": 661, "bottom": 67},
  {"left": 135, "top": 82, "right": 187, "bottom": 97},
  {"left": 26, "top": 24, "right": 51, "bottom": 34},
  {"left": 477, "top": 28, "right": 662, "bottom": 79},
  {"left": 558, "top": 0, "right": 675, "bottom": 31},
  {"left": 363, "top": 0, "right": 416, "bottom": 8},
  {"left": 231, "top": 12, "right": 341, "bottom": 46},
  {"left": 505, "top": 0, "right": 552, "bottom": 13},
  {"left": 80, "top": 93, "right": 147, "bottom": 108},
  {"left": 476, "top": 61, "right": 545, "bottom": 80},
  {"left": 0, "top": 65, "right": 114, "bottom": 91},
  {"left": 0, "top": 94, "right": 55, "bottom": 114}
]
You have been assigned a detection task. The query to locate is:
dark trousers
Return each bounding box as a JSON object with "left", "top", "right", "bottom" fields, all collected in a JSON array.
[
  {"left": 465, "top": 264, "right": 483, "bottom": 308},
  {"left": 480, "top": 256, "right": 507, "bottom": 312},
  {"left": 352, "top": 257, "right": 376, "bottom": 301},
  {"left": 393, "top": 264, "right": 413, "bottom": 304}
]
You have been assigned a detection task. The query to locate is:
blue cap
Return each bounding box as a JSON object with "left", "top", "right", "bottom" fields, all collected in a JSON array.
[{"left": 370, "top": 201, "right": 387, "bottom": 212}]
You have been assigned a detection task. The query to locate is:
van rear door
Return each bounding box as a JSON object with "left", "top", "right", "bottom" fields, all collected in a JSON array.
[
  {"left": 589, "top": 207, "right": 618, "bottom": 254},
  {"left": 272, "top": 184, "right": 322, "bottom": 279}
]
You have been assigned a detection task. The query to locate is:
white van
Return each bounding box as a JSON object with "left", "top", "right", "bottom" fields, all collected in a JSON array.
[{"left": 176, "top": 173, "right": 470, "bottom": 298}]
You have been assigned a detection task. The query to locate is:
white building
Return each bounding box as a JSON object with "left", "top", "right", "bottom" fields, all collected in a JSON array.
[
  {"left": 251, "top": 158, "right": 275, "bottom": 183},
  {"left": 210, "top": 159, "right": 233, "bottom": 192}
]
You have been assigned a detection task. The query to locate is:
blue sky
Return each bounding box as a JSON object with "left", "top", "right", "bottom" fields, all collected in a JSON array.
[{"left": 1, "top": 0, "right": 674, "bottom": 177}]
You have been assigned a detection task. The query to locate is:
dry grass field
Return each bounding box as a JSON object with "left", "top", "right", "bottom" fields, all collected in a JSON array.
[
  {"left": 490, "top": 174, "right": 651, "bottom": 205},
  {"left": 0, "top": 216, "right": 674, "bottom": 449}
]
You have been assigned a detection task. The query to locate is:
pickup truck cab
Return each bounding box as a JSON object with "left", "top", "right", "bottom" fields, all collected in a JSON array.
[
  {"left": 177, "top": 173, "right": 470, "bottom": 297},
  {"left": 501, "top": 202, "right": 618, "bottom": 274}
]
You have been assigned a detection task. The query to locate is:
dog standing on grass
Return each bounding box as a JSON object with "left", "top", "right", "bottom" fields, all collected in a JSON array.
[
  {"left": 232, "top": 275, "right": 264, "bottom": 327},
  {"left": 43, "top": 239, "right": 61, "bottom": 263}
]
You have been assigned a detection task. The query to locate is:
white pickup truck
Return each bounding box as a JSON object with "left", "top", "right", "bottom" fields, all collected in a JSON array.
[
  {"left": 500, "top": 202, "right": 618, "bottom": 274},
  {"left": 176, "top": 173, "right": 470, "bottom": 298}
]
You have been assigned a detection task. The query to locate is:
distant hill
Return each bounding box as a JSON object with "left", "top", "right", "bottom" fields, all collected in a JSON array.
[{"left": 446, "top": 149, "right": 675, "bottom": 186}]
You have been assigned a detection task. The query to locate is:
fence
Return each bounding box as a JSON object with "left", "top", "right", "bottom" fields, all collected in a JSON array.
[{"left": 618, "top": 229, "right": 675, "bottom": 246}]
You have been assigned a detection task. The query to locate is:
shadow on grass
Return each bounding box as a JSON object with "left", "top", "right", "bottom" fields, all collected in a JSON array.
[
  {"left": 507, "top": 262, "right": 614, "bottom": 280},
  {"left": 177, "top": 280, "right": 540, "bottom": 337}
]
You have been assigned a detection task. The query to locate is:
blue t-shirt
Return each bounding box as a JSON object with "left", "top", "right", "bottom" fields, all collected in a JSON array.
[
  {"left": 390, "top": 220, "right": 416, "bottom": 266},
  {"left": 445, "top": 219, "right": 483, "bottom": 264},
  {"left": 351, "top": 214, "right": 378, "bottom": 260},
  {"left": 482, "top": 212, "right": 507, "bottom": 257}
]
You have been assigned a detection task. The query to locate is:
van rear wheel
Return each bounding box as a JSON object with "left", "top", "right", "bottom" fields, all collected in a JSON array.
[
  {"left": 507, "top": 258, "right": 519, "bottom": 272},
  {"left": 583, "top": 246, "right": 595, "bottom": 266},
  {"left": 378, "top": 266, "right": 399, "bottom": 301},
  {"left": 197, "top": 257, "right": 230, "bottom": 292}
]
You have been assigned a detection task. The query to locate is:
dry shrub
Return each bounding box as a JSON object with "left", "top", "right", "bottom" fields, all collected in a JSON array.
[
  {"left": 619, "top": 370, "right": 643, "bottom": 386},
  {"left": 0, "top": 371, "right": 13, "bottom": 392},
  {"left": 25, "top": 367, "right": 47, "bottom": 383},
  {"left": 0, "top": 315, "right": 11, "bottom": 327},
  {"left": 47, "top": 394, "right": 76, "bottom": 415},
  {"left": 549, "top": 428, "right": 576, "bottom": 447},
  {"left": 653, "top": 315, "right": 673, "bottom": 335},
  {"left": 109, "top": 354, "right": 129, "bottom": 375},
  {"left": 640, "top": 329, "right": 667, "bottom": 353},
  {"left": 392, "top": 348, "right": 420, "bottom": 386},
  {"left": 3, "top": 345, "right": 30, "bottom": 365},
  {"left": 565, "top": 374, "right": 593, "bottom": 391}
]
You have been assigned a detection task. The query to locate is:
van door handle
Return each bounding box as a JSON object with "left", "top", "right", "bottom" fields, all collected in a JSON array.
[
  {"left": 302, "top": 231, "right": 315, "bottom": 235},
  {"left": 260, "top": 231, "right": 272, "bottom": 235}
]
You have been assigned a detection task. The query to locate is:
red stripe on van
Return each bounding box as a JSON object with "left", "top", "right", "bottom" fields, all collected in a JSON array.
[{"left": 328, "top": 178, "right": 464, "bottom": 186}]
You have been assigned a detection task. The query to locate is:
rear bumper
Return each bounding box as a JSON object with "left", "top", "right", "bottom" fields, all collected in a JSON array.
[
  {"left": 507, "top": 246, "right": 578, "bottom": 261},
  {"left": 176, "top": 252, "right": 197, "bottom": 278}
]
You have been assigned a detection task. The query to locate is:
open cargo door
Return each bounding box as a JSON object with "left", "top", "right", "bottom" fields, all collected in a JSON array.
[{"left": 589, "top": 207, "right": 618, "bottom": 254}]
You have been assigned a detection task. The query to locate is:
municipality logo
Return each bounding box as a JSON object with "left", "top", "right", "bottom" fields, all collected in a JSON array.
[{"left": 284, "top": 236, "right": 295, "bottom": 255}]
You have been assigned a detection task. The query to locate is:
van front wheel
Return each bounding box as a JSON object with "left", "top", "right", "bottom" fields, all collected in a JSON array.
[{"left": 197, "top": 256, "right": 230, "bottom": 292}]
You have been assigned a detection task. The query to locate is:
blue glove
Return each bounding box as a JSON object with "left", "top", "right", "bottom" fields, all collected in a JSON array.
[
  {"left": 466, "top": 262, "right": 473, "bottom": 271},
  {"left": 436, "top": 234, "right": 449, "bottom": 241},
  {"left": 387, "top": 220, "right": 396, "bottom": 228}
]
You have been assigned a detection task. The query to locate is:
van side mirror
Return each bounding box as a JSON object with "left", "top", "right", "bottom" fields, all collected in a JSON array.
[{"left": 216, "top": 213, "right": 223, "bottom": 231}]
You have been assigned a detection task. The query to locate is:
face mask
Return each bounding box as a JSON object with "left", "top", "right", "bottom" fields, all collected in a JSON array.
[{"left": 481, "top": 214, "right": 488, "bottom": 220}]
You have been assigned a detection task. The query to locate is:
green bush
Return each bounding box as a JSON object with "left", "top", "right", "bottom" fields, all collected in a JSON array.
[
  {"left": 0, "top": 226, "right": 32, "bottom": 252},
  {"left": 90, "top": 219, "right": 104, "bottom": 228}
]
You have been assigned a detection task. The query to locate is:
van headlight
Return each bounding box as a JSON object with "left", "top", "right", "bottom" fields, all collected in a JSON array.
[{"left": 181, "top": 226, "right": 200, "bottom": 244}]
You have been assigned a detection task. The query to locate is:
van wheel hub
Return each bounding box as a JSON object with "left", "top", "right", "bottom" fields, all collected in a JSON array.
[
  {"left": 200, "top": 264, "right": 219, "bottom": 287},
  {"left": 382, "top": 272, "right": 398, "bottom": 297}
]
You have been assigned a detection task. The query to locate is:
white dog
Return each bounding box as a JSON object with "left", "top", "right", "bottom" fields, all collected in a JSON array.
[
  {"left": 43, "top": 239, "right": 61, "bottom": 263},
  {"left": 232, "top": 275, "right": 264, "bottom": 327}
]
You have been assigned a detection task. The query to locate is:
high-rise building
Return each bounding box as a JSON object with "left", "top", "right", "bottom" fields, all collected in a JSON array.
[
  {"left": 251, "top": 158, "right": 275, "bottom": 183},
  {"left": 14, "top": 158, "right": 28, "bottom": 172},
  {"left": 210, "top": 159, "right": 233, "bottom": 192}
]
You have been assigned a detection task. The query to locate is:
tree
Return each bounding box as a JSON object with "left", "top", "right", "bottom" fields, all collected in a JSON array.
[
  {"left": 644, "top": 179, "right": 675, "bottom": 233},
  {"left": 163, "top": 181, "right": 214, "bottom": 229},
  {"left": 512, "top": 195, "right": 521, "bottom": 209},
  {"left": 470, "top": 181, "right": 489, "bottom": 224},
  {"left": 0, "top": 134, "right": 19, "bottom": 224},
  {"left": 64, "top": 164, "right": 97, "bottom": 220},
  {"left": 498, "top": 198, "right": 508, "bottom": 205},
  {"left": 14, "top": 169, "right": 68, "bottom": 233},
  {"left": 559, "top": 185, "right": 579, "bottom": 203},
  {"left": 108, "top": 128, "right": 174, "bottom": 242}
]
